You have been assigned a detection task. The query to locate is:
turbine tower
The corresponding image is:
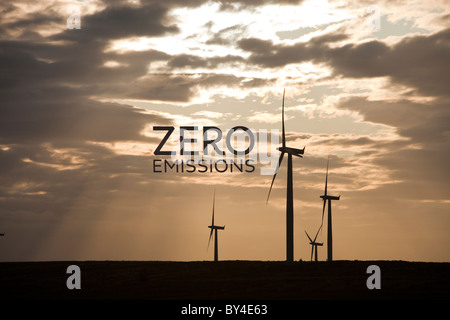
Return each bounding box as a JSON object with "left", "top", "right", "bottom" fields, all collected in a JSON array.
[
  {"left": 320, "top": 157, "right": 340, "bottom": 262},
  {"left": 305, "top": 230, "right": 323, "bottom": 262},
  {"left": 208, "top": 190, "right": 225, "bottom": 262},
  {"left": 267, "top": 89, "right": 305, "bottom": 263}
]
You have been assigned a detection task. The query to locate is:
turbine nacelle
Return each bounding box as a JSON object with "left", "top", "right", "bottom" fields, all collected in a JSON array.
[
  {"left": 320, "top": 195, "right": 340, "bottom": 201},
  {"left": 278, "top": 146, "right": 305, "bottom": 157},
  {"left": 208, "top": 225, "right": 225, "bottom": 230}
]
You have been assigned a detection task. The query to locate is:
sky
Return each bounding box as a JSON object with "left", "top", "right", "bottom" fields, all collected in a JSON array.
[{"left": 0, "top": 0, "right": 449, "bottom": 262}]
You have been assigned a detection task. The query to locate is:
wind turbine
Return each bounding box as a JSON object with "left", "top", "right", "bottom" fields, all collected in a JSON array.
[
  {"left": 208, "top": 190, "right": 225, "bottom": 262},
  {"left": 319, "top": 157, "right": 340, "bottom": 262},
  {"left": 305, "top": 230, "right": 323, "bottom": 262},
  {"left": 266, "top": 89, "right": 305, "bottom": 263}
]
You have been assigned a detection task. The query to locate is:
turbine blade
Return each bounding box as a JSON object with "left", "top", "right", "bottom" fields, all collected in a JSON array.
[
  {"left": 319, "top": 157, "right": 328, "bottom": 236},
  {"left": 266, "top": 152, "right": 285, "bottom": 204},
  {"left": 313, "top": 227, "right": 320, "bottom": 242},
  {"left": 319, "top": 199, "right": 326, "bottom": 235},
  {"left": 282, "top": 89, "right": 286, "bottom": 148},
  {"left": 305, "top": 230, "right": 313, "bottom": 243},
  {"left": 311, "top": 246, "right": 314, "bottom": 262},
  {"left": 207, "top": 228, "right": 214, "bottom": 250}
]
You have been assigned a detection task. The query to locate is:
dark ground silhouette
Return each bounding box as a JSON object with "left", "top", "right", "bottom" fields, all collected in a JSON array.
[{"left": 0, "top": 260, "right": 448, "bottom": 300}]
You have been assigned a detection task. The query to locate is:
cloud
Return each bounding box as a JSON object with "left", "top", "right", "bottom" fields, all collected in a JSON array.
[
  {"left": 167, "top": 54, "right": 245, "bottom": 70},
  {"left": 327, "top": 29, "right": 450, "bottom": 97},
  {"left": 54, "top": 3, "right": 179, "bottom": 42},
  {"left": 248, "top": 112, "right": 291, "bottom": 124},
  {"left": 205, "top": 23, "right": 247, "bottom": 45},
  {"left": 0, "top": 38, "right": 172, "bottom": 143},
  {"left": 337, "top": 96, "right": 450, "bottom": 144},
  {"left": 335, "top": 95, "right": 450, "bottom": 200},
  {"left": 0, "top": 97, "right": 173, "bottom": 144},
  {"left": 192, "top": 110, "right": 225, "bottom": 118},
  {"left": 215, "top": 0, "right": 306, "bottom": 11},
  {"left": 238, "top": 27, "right": 450, "bottom": 98}
]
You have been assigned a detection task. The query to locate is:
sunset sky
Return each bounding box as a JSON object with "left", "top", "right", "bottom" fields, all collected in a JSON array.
[{"left": 0, "top": 0, "right": 449, "bottom": 262}]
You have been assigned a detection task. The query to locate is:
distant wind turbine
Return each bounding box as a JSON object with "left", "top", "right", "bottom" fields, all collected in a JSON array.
[
  {"left": 266, "top": 89, "right": 305, "bottom": 263},
  {"left": 319, "top": 157, "right": 340, "bottom": 262},
  {"left": 208, "top": 190, "right": 225, "bottom": 262},
  {"left": 305, "top": 230, "right": 323, "bottom": 262}
]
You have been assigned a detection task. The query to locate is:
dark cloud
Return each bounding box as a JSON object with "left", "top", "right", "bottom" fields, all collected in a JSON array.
[
  {"left": 237, "top": 33, "right": 343, "bottom": 68},
  {"left": 338, "top": 97, "right": 450, "bottom": 144},
  {"left": 0, "top": 96, "right": 171, "bottom": 144},
  {"left": 215, "top": 0, "right": 305, "bottom": 11},
  {"left": 327, "top": 29, "right": 450, "bottom": 97},
  {"left": 336, "top": 95, "right": 450, "bottom": 200},
  {"left": 4, "top": 12, "right": 61, "bottom": 30},
  {"left": 106, "top": 0, "right": 305, "bottom": 11},
  {"left": 55, "top": 3, "right": 179, "bottom": 43},
  {"left": 314, "top": 135, "right": 377, "bottom": 147},
  {"left": 115, "top": 73, "right": 274, "bottom": 102},
  {"left": 238, "top": 28, "right": 450, "bottom": 97},
  {"left": 0, "top": 38, "right": 172, "bottom": 144},
  {"left": 238, "top": 38, "right": 274, "bottom": 53}
]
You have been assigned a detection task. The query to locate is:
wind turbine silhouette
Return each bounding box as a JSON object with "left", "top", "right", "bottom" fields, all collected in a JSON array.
[
  {"left": 319, "top": 157, "right": 340, "bottom": 262},
  {"left": 305, "top": 230, "right": 323, "bottom": 262},
  {"left": 208, "top": 190, "right": 225, "bottom": 262},
  {"left": 267, "top": 89, "right": 305, "bottom": 263}
]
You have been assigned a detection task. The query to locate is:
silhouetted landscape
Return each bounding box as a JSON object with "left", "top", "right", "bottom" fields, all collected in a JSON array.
[{"left": 0, "top": 260, "right": 448, "bottom": 300}]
